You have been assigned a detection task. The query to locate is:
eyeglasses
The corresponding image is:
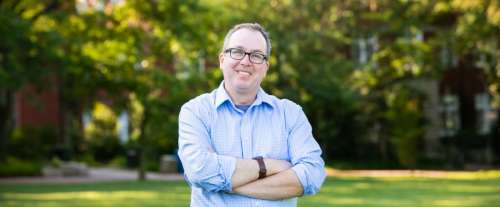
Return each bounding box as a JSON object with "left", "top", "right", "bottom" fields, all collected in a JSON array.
[{"left": 224, "top": 48, "right": 268, "bottom": 64}]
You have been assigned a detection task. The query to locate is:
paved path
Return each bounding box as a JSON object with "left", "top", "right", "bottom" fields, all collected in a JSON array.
[
  {"left": 0, "top": 168, "right": 184, "bottom": 184},
  {"left": 2, "top": 167, "right": 498, "bottom": 184},
  {"left": 326, "top": 168, "right": 500, "bottom": 179}
]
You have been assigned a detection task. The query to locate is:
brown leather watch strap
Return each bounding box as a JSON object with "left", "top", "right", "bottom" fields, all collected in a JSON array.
[{"left": 253, "top": 156, "right": 266, "bottom": 179}]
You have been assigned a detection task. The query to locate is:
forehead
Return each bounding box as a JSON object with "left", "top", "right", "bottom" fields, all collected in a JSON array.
[{"left": 227, "top": 28, "right": 267, "bottom": 52}]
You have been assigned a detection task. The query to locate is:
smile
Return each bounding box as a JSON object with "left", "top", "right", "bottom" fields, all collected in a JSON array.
[{"left": 236, "top": 70, "right": 252, "bottom": 76}]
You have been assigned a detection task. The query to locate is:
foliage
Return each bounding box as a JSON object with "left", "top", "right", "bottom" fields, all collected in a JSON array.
[
  {"left": 385, "top": 86, "right": 425, "bottom": 168},
  {"left": 84, "top": 102, "right": 124, "bottom": 163},
  {"left": 7, "top": 126, "right": 58, "bottom": 161},
  {"left": 0, "top": 157, "right": 41, "bottom": 177},
  {"left": 2, "top": 0, "right": 500, "bottom": 169}
]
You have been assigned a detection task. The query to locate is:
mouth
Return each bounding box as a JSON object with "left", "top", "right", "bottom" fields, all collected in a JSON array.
[{"left": 236, "top": 70, "right": 252, "bottom": 76}]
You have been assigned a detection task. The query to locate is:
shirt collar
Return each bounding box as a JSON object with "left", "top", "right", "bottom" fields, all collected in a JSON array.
[
  {"left": 215, "top": 81, "right": 232, "bottom": 108},
  {"left": 254, "top": 87, "right": 274, "bottom": 108},
  {"left": 215, "top": 81, "right": 274, "bottom": 109}
]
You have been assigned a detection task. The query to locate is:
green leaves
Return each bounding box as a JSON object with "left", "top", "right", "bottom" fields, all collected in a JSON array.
[{"left": 2, "top": 0, "right": 499, "bottom": 167}]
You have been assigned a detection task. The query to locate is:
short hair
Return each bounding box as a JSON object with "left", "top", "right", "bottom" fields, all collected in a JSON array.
[{"left": 221, "top": 23, "right": 272, "bottom": 57}]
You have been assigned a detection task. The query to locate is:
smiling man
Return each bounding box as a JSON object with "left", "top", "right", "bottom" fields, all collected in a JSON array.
[{"left": 178, "top": 23, "right": 326, "bottom": 207}]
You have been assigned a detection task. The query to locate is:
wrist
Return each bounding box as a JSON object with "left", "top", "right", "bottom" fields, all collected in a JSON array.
[
  {"left": 264, "top": 158, "right": 292, "bottom": 176},
  {"left": 264, "top": 159, "right": 274, "bottom": 175},
  {"left": 253, "top": 156, "right": 266, "bottom": 179}
]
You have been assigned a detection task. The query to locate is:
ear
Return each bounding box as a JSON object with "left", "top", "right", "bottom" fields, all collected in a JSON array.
[{"left": 219, "top": 53, "right": 224, "bottom": 68}]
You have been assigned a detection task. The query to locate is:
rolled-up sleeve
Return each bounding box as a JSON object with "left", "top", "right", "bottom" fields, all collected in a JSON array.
[
  {"left": 178, "top": 101, "right": 236, "bottom": 193},
  {"left": 287, "top": 103, "right": 326, "bottom": 195}
]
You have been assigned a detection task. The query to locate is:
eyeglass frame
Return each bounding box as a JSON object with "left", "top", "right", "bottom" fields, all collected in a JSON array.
[{"left": 223, "top": 48, "right": 268, "bottom": 64}]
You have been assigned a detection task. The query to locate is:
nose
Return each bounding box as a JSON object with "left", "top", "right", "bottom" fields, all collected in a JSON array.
[{"left": 239, "top": 54, "right": 252, "bottom": 65}]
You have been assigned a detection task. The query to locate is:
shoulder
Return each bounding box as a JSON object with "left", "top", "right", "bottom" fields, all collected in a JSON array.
[
  {"left": 264, "top": 94, "right": 304, "bottom": 123},
  {"left": 280, "top": 98, "right": 302, "bottom": 111},
  {"left": 267, "top": 94, "right": 302, "bottom": 113},
  {"left": 180, "top": 90, "right": 216, "bottom": 117}
]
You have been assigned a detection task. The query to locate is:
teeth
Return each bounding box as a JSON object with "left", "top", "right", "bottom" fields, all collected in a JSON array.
[{"left": 238, "top": 71, "right": 251, "bottom": 76}]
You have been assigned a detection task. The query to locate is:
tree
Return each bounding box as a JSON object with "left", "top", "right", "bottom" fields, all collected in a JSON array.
[{"left": 0, "top": 0, "right": 76, "bottom": 161}]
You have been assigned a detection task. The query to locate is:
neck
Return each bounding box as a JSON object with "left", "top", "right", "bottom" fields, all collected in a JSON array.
[{"left": 224, "top": 84, "right": 258, "bottom": 105}]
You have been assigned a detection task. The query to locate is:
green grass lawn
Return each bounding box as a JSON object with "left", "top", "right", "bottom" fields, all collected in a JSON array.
[{"left": 1, "top": 176, "right": 500, "bottom": 207}]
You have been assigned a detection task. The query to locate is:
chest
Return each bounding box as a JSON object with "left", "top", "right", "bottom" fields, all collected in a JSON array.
[{"left": 209, "top": 106, "right": 290, "bottom": 160}]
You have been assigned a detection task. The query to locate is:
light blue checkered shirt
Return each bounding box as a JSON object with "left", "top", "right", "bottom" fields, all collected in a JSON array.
[{"left": 178, "top": 82, "right": 326, "bottom": 207}]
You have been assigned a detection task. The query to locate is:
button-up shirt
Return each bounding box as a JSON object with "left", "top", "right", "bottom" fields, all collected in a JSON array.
[{"left": 178, "top": 82, "right": 326, "bottom": 207}]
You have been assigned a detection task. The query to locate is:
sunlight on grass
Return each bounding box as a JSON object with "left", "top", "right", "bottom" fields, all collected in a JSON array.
[
  {"left": 319, "top": 196, "right": 365, "bottom": 205},
  {"left": 299, "top": 176, "right": 500, "bottom": 207},
  {"left": 352, "top": 182, "right": 371, "bottom": 189},
  {"left": 326, "top": 167, "right": 500, "bottom": 180},
  {"left": 445, "top": 171, "right": 500, "bottom": 180},
  {"left": 445, "top": 185, "right": 500, "bottom": 193},
  {"left": 303, "top": 195, "right": 412, "bottom": 206},
  {"left": 1, "top": 191, "right": 191, "bottom": 207},
  {"left": 3, "top": 176, "right": 500, "bottom": 207},
  {"left": 432, "top": 197, "right": 487, "bottom": 206},
  {"left": 3, "top": 191, "right": 185, "bottom": 200},
  {"left": 320, "top": 186, "right": 356, "bottom": 194}
]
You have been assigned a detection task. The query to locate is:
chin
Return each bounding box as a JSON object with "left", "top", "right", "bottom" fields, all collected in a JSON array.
[
  {"left": 234, "top": 84, "right": 255, "bottom": 92},
  {"left": 233, "top": 80, "right": 251, "bottom": 88}
]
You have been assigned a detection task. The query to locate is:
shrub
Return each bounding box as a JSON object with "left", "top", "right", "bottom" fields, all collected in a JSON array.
[
  {"left": 0, "top": 157, "right": 41, "bottom": 177},
  {"left": 109, "top": 156, "right": 127, "bottom": 168},
  {"left": 7, "top": 126, "right": 58, "bottom": 161},
  {"left": 84, "top": 102, "right": 124, "bottom": 163}
]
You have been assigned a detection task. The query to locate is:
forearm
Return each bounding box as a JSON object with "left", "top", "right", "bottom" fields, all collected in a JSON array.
[
  {"left": 231, "top": 159, "right": 260, "bottom": 188},
  {"left": 231, "top": 158, "right": 292, "bottom": 188},
  {"left": 233, "top": 168, "right": 303, "bottom": 200}
]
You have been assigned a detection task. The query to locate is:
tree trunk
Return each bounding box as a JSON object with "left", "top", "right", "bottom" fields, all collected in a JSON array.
[
  {"left": 137, "top": 106, "right": 150, "bottom": 181},
  {"left": 379, "top": 134, "right": 388, "bottom": 162},
  {"left": 0, "top": 89, "right": 13, "bottom": 162},
  {"left": 57, "top": 77, "right": 73, "bottom": 161}
]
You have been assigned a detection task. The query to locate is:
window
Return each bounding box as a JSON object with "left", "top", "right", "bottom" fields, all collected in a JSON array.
[
  {"left": 440, "top": 94, "right": 460, "bottom": 137},
  {"left": 440, "top": 45, "right": 458, "bottom": 69},
  {"left": 354, "top": 35, "right": 378, "bottom": 65},
  {"left": 117, "top": 111, "right": 129, "bottom": 143},
  {"left": 475, "top": 93, "right": 496, "bottom": 135}
]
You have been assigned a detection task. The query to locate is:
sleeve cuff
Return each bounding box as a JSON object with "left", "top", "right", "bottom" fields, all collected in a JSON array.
[
  {"left": 217, "top": 154, "right": 237, "bottom": 192},
  {"left": 291, "top": 164, "right": 312, "bottom": 195}
]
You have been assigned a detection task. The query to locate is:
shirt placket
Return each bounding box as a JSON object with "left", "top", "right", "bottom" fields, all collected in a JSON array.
[{"left": 240, "top": 110, "right": 253, "bottom": 159}]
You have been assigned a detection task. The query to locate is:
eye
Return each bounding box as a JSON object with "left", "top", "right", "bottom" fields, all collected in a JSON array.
[
  {"left": 231, "top": 48, "right": 245, "bottom": 57},
  {"left": 251, "top": 53, "right": 265, "bottom": 60}
]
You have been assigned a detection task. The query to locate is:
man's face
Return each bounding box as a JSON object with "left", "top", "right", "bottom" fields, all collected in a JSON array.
[{"left": 219, "top": 28, "right": 269, "bottom": 94}]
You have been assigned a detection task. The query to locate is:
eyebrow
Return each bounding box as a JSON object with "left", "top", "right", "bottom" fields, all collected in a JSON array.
[{"left": 233, "top": 46, "right": 265, "bottom": 54}]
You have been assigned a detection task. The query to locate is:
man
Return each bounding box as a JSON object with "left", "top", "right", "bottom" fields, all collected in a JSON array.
[{"left": 178, "top": 23, "right": 325, "bottom": 207}]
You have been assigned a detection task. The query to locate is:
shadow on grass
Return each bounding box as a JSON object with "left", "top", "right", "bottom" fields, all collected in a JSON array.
[
  {"left": 1, "top": 177, "right": 500, "bottom": 207},
  {"left": 300, "top": 177, "right": 500, "bottom": 207}
]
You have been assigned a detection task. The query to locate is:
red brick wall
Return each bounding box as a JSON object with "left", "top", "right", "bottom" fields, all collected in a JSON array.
[{"left": 14, "top": 85, "right": 60, "bottom": 128}]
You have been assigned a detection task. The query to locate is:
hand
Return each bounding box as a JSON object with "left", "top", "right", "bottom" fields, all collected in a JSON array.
[{"left": 264, "top": 159, "right": 292, "bottom": 176}]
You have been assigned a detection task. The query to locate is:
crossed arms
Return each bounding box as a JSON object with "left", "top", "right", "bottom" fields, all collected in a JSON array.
[
  {"left": 178, "top": 102, "right": 325, "bottom": 200},
  {"left": 230, "top": 158, "right": 303, "bottom": 199}
]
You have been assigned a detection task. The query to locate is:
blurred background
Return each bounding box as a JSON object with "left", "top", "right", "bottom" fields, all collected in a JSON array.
[{"left": 1, "top": 0, "right": 500, "bottom": 179}]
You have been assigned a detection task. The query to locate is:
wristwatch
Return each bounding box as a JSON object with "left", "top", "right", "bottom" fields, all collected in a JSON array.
[{"left": 253, "top": 156, "right": 266, "bottom": 179}]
